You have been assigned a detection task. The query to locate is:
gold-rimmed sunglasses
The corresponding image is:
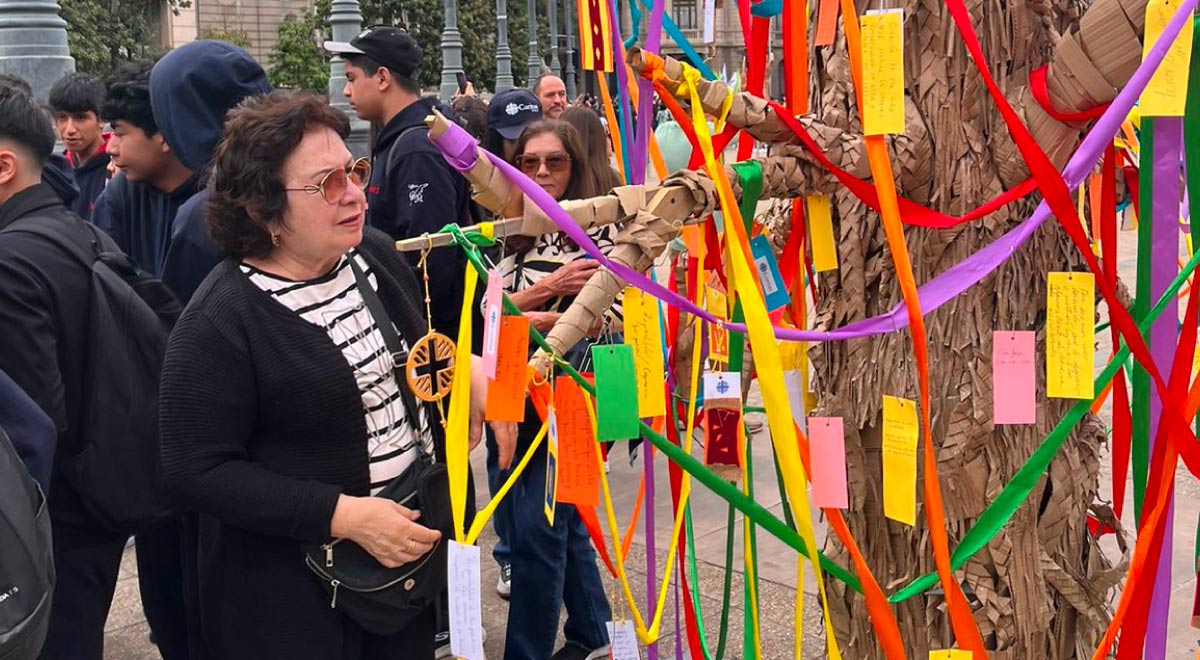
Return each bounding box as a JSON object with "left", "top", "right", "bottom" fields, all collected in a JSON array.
[{"left": 284, "top": 157, "right": 372, "bottom": 204}]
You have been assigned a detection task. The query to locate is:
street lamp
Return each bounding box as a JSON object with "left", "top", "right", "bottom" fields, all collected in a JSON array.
[
  {"left": 439, "top": 0, "right": 465, "bottom": 101},
  {"left": 328, "top": 0, "right": 370, "bottom": 156},
  {"left": 526, "top": 0, "right": 541, "bottom": 84},
  {"left": 0, "top": 0, "right": 73, "bottom": 102},
  {"left": 563, "top": 0, "right": 576, "bottom": 98},
  {"left": 495, "top": 0, "right": 515, "bottom": 92},
  {"left": 548, "top": 0, "right": 560, "bottom": 76}
]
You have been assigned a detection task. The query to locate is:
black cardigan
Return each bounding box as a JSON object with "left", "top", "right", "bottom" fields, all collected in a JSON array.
[{"left": 158, "top": 228, "right": 445, "bottom": 658}]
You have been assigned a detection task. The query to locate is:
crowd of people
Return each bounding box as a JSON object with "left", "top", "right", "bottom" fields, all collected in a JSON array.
[{"left": 0, "top": 24, "right": 636, "bottom": 660}]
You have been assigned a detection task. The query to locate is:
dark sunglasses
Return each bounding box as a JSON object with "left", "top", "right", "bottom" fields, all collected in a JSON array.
[
  {"left": 516, "top": 153, "right": 572, "bottom": 175},
  {"left": 285, "top": 157, "right": 372, "bottom": 204}
]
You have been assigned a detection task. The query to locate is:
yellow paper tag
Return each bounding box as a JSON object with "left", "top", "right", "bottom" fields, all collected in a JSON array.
[
  {"left": 881, "top": 395, "right": 918, "bottom": 525},
  {"left": 860, "top": 9, "right": 906, "bottom": 135},
  {"left": 930, "top": 651, "right": 973, "bottom": 660},
  {"left": 806, "top": 195, "right": 839, "bottom": 272},
  {"left": 624, "top": 286, "right": 668, "bottom": 418},
  {"left": 706, "top": 286, "right": 729, "bottom": 317},
  {"left": 1141, "top": 0, "right": 1193, "bottom": 116},
  {"left": 1046, "top": 272, "right": 1095, "bottom": 399}
]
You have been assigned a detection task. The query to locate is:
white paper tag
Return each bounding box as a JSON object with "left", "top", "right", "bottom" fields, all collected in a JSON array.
[
  {"left": 783, "top": 369, "right": 806, "bottom": 428},
  {"left": 447, "top": 541, "right": 484, "bottom": 660},
  {"left": 606, "top": 620, "right": 641, "bottom": 660},
  {"left": 482, "top": 269, "right": 503, "bottom": 380},
  {"left": 703, "top": 372, "right": 742, "bottom": 400}
]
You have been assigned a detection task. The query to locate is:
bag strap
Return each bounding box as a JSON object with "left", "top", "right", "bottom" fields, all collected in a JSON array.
[{"left": 346, "top": 255, "right": 429, "bottom": 458}]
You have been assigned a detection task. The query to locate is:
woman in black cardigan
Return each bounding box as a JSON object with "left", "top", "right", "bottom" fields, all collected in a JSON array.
[{"left": 159, "top": 91, "right": 509, "bottom": 659}]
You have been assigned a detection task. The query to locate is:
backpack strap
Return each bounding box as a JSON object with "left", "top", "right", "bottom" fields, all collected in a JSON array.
[{"left": 380, "top": 124, "right": 431, "bottom": 190}]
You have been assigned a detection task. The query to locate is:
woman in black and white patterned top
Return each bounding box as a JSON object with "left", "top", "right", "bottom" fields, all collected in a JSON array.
[{"left": 159, "top": 91, "right": 512, "bottom": 660}]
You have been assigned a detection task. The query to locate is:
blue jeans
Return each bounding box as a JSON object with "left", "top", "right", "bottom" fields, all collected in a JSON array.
[
  {"left": 502, "top": 445, "right": 611, "bottom": 660},
  {"left": 485, "top": 430, "right": 513, "bottom": 567}
]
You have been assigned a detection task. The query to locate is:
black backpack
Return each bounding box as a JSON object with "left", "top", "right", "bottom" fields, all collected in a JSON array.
[
  {"left": 0, "top": 425, "right": 54, "bottom": 660},
  {"left": 2, "top": 219, "right": 180, "bottom": 534}
]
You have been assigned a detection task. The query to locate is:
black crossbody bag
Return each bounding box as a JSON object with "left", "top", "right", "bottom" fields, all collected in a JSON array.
[{"left": 302, "top": 258, "right": 451, "bottom": 635}]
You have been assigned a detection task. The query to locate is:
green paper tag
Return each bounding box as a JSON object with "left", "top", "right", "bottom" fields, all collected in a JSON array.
[{"left": 591, "top": 344, "right": 641, "bottom": 441}]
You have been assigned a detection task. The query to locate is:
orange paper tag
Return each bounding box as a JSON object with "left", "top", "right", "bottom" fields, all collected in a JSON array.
[
  {"left": 554, "top": 376, "right": 600, "bottom": 507},
  {"left": 484, "top": 316, "right": 530, "bottom": 422}
]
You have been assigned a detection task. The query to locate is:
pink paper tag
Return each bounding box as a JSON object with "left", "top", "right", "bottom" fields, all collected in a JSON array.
[
  {"left": 481, "top": 269, "right": 503, "bottom": 380},
  {"left": 993, "top": 331, "right": 1036, "bottom": 425},
  {"left": 808, "top": 417, "right": 848, "bottom": 509}
]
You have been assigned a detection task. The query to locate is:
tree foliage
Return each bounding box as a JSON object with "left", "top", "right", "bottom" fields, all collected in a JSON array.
[
  {"left": 268, "top": 0, "right": 332, "bottom": 92},
  {"left": 59, "top": 0, "right": 187, "bottom": 77}
]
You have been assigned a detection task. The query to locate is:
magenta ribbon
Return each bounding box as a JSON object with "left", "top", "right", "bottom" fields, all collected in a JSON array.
[
  {"left": 631, "top": 0, "right": 666, "bottom": 185},
  {"left": 428, "top": 0, "right": 1196, "bottom": 345}
]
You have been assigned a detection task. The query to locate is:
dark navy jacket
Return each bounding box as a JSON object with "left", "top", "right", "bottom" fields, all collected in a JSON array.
[
  {"left": 150, "top": 40, "right": 270, "bottom": 303},
  {"left": 0, "top": 367, "right": 56, "bottom": 492},
  {"left": 368, "top": 96, "right": 476, "bottom": 339},
  {"left": 91, "top": 172, "right": 199, "bottom": 277},
  {"left": 64, "top": 136, "right": 111, "bottom": 221},
  {"left": 41, "top": 154, "right": 80, "bottom": 208}
]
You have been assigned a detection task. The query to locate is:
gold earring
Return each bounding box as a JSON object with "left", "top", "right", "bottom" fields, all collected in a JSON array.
[{"left": 271, "top": 232, "right": 281, "bottom": 247}]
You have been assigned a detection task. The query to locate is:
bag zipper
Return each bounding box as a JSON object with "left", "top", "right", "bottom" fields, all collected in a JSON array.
[{"left": 319, "top": 487, "right": 421, "bottom": 565}]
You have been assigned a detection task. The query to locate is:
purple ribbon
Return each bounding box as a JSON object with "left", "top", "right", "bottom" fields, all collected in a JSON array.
[
  {"left": 429, "top": 0, "right": 1196, "bottom": 345},
  {"left": 1144, "top": 116, "right": 1182, "bottom": 660},
  {"left": 631, "top": 0, "right": 666, "bottom": 185}
]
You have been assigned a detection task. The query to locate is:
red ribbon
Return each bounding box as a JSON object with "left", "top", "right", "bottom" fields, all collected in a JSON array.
[{"left": 1029, "top": 65, "right": 1111, "bottom": 123}]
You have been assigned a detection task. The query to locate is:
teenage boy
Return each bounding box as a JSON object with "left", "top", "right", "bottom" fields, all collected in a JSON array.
[{"left": 47, "top": 73, "right": 110, "bottom": 220}]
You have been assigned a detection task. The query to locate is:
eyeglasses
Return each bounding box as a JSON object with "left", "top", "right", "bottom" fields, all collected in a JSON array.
[
  {"left": 515, "top": 153, "right": 572, "bottom": 175},
  {"left": 285, "top": 157, "right": 372, "bottom": 204}
]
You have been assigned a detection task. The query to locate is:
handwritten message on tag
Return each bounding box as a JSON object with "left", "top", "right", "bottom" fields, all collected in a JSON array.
[
  {"left": 861, "top": 9, "right": 906, "bottom": 135},
  {"left": 1141, "top": 0, "right": 1193, "bottom": 116},
  {"left": 929, "top": 651, "right": 973, "bottom": 660},
  {"left": 554, "top": 376, "right": 600, "bottom": 507},
  {"left": 623, "top": 287, "right": 667, "bottom": 418},
  {"left": 993, "top": 331, "right": 1036, "bottom": 424},
  {"left": 809, "top": 417, "right": 848, "bottom": 509},
  {"left": 606, "top": 620, "right": 642, "bottom": 660},
  {"left": 485, "top": 316, "right": 530, "bottom": 422},
  {"left": 806, "top": 195, "right": 839, "bottom": 272},
  {"left": 1046, "top": 272, "right": 1094, "bottom": 399},
  {"left": 882, "top": 395, "right": 918, "bottom": 525},
  {"left": 481, "top": 269, "right": 503, "bottom": 379},
  {"left": 447, "top": 541, "right": 484, "bottom": 660},
  {"left": 592, "top": 344, "right": 641, "bottom": 441}
]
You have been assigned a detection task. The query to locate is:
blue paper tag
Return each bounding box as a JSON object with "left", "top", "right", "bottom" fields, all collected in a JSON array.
[{"left": 749, "top": 235, "right": 790, "bottom": 311}]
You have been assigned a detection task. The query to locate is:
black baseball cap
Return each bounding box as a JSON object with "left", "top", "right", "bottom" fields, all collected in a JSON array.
[
  {"left": 324, "top": 26, "right": 423, "bottom": 80},
  {"left": 487, "top": 89, "right": 542, "bottom": 140}
]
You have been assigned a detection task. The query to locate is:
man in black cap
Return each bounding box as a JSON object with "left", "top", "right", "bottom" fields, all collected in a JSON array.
[{"left": 325, "top": 27, "right": 476, "bottom": 342}]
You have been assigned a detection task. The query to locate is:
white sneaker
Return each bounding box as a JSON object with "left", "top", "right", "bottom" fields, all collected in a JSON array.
[{"left": 496, "top": 562, "right": 511, "bottom": 599}]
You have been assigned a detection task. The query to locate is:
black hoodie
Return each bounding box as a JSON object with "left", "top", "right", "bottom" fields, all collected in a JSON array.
[
  {"left": 92, "top": 172, "right": 198, "bottom": 276},
  {"left": 151, "top": 41, "right": 271, "bottom": 302},
  {"left": 64, "top": 135, "right": 111, "bottom": 220},
  {"left": 368, "top": 95, "right": 476, "bottom": 340}
]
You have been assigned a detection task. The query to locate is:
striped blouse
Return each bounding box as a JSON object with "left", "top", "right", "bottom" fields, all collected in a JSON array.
[{"left": 241, "top": 249, "right": 431, "bottom": 494}]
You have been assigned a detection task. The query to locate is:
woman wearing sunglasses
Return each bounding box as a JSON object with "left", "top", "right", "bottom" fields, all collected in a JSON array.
[
  {"left": 158, "top": 91, "right": 509, "bottom": 660},
  {"left": 495, "top": 119, "right": 617, "bottom": 660}
]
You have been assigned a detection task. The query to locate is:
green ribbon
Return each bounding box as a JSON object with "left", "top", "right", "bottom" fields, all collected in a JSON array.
[
  {"left": 891, "top": 245, "right": 1200, "bottom": 602},
  {"left": 1132, "top": 119, "right": 1154, "bottom": 522}
]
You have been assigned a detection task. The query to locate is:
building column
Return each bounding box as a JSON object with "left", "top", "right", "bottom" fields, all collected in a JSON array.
[
  {"left": 328, "top": 0, "right": 371, "bottom": 156},
  {"left": 439, "top": 0, "right": 465, "bottom": 101},
  {"left": 0, "top": 0, "right": 73, "bottom": 102},
  {"left": 495, "top": 0, "right": 515, "bottom": 92}
]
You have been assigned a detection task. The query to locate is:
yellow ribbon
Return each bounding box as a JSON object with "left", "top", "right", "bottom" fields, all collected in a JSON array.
[
  {"left": 446, "top": 264, "right": 478, "bottom": 542},
  {"left": 680, "top": 63, "right": 844, "bottom": 660}
]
